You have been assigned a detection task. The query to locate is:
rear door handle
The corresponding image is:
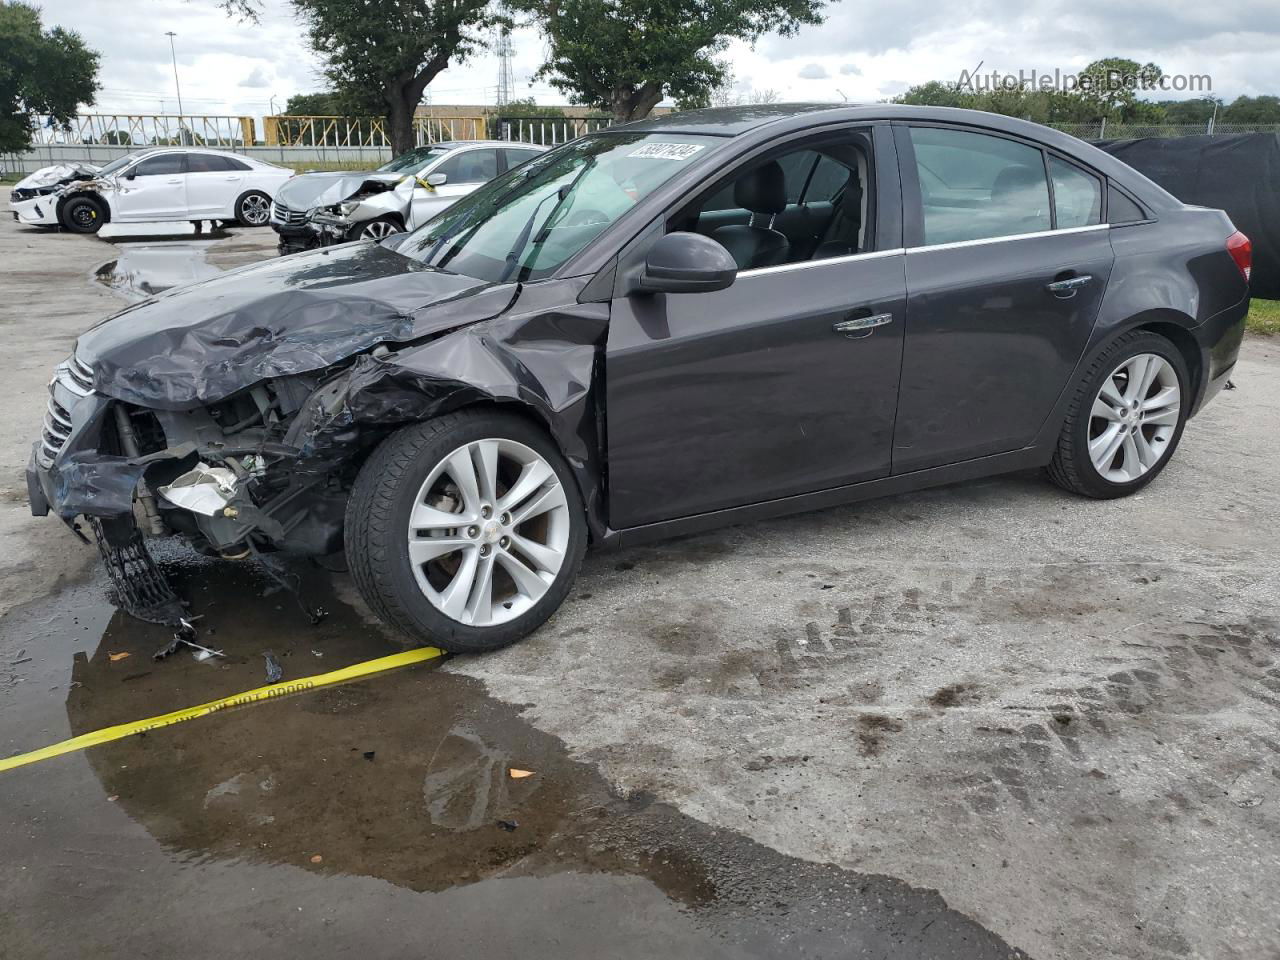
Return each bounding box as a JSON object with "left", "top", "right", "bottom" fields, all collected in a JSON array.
[
  {"left": 1046, "top": 274, "right": 1092, "bottom": 298},
  {"left": 833, "top": 312, "right": 893, "bottom": 337}
]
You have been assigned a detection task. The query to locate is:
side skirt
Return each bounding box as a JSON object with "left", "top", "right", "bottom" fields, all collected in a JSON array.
[{"left": 603, "top": 445, "right": 1051, "bottom": 549}]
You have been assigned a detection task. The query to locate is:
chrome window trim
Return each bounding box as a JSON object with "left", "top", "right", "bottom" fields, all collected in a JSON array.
[
  {"left": 905, "top": 223, "right": 1110, "bottom": 255},
  {"left": 738, "top": 246, "right": 906, "bottom": 278}
]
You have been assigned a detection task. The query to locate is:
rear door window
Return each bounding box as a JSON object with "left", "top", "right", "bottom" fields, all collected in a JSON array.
[
  {"left": 908, "top": 127, "right": 1051, "bottom": 244},
  {"left": 1049, "top": 156, "right": 1102, "bottom": 228}
]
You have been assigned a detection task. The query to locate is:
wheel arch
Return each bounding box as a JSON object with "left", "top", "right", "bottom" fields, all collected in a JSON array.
[{"left": 1033, "top": 307, "right": 1201, "bottom": 453}]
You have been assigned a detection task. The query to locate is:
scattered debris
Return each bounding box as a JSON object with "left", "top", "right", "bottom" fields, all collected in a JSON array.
[
  {"left": 153, "top": 620, "right": 223, "bottom": 662},
  {"left": 310, "top": 854, "right": 323, "bottom": 864},
  {"left": 362, "top": 751, "right": 376, "bottom": 761},
  {"left": 264, "top": 651, "right": 284, "bottom": 684},
  {"left": 1224, "top": 380, "right": 1237, "bottom": 390},
  {"left": 509, "top": 768, "right": 535, "bottom": 779},
  {"left": 108, "top": 652, "right": 131, "bottom": 662},
  {"left": 496, "top": 819, "right": 519, "bottom": 832}
]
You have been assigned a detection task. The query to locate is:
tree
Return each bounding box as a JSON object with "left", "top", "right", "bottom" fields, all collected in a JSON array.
[
  {"left": 1075, "top": 58, "right": 1163, "bottom": 121},
  {"left": 1160, "top": 96, "right": 1221, "bottom": 125},
  {"left": 0, "top": 1, "right": 99, "bottom": 153},
  {"left": 517, "top": 0, "right": 826, "bottom": 124},
  {"left": 283, "top": 90, "right": 381, "bottom": 116},
  {"left": 1222, "top": 95, "right": 1280, "bottom": 124},
  {"left": 291, "top": 0, "right": 499, "bottom": 156}
]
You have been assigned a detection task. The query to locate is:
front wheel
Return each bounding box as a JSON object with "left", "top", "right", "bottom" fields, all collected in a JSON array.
[
  {"left": 345, "top": 410, "right": 588, "bottom": 653},
  {"left": 1047, "top": 330, "right": 1190, "bottom": 498},
  {"left": 61, "top": 195, "right": 106, "bottom": 233},
  {"left": 351, "top": 216, "right": 403, "bottom": 242}
]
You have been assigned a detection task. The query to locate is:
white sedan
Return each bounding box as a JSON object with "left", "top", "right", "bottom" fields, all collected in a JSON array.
[{"left": 11, "top": 148, "right": 294, "bottom": 233}]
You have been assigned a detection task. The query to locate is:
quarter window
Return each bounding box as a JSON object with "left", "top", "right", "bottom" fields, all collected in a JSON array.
[
  {"left": 909, "top": 127, "right": 1051, "bottom": 244},
  {"left": 1108, "top": 185, "right": 1147, "bottom": 224},
  {"left": 1049, "top": 156, "right": 1102, "bottom": 228}
]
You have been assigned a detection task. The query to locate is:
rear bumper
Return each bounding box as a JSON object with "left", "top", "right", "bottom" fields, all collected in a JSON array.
[{"left": 1190, "top": 293, "right": 1249, "bottom": 416}]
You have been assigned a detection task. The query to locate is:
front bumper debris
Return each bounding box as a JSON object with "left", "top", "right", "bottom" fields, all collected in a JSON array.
[{"left": 89, "top": 517, "right": 185, "bottom": 625}]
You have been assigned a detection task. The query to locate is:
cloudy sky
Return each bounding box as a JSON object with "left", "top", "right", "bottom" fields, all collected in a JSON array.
[{"left": 32, "top": 0, "right": 1280, "bottom": 124}]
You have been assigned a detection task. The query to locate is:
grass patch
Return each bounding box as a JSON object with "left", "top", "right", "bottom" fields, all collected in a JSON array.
[{"left": 1248, "top": 299, "right": 1280, "bottom": 336}]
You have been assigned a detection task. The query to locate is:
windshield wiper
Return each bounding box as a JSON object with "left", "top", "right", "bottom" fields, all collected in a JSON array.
[
  {"left": 498, "top": 157, "right": 598, "bottom": 284},
  {"left": 496, "top": 185, "right": 568, "bottom": 283}
]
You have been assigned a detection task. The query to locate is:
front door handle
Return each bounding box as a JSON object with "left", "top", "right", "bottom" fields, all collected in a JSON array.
[
  {"left": 833, "top": 312, "right": 893, "bottom": 337},
  {"left": 1046, "top": 274, "right": 1092, "bottom": 298}
]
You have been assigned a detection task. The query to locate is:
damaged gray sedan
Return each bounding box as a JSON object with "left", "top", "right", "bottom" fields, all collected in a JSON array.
[
  {"left": 27, "top": 105, "right": 1250, "bottom": 652},
  {"left": 271, "top": 140, "right": 544, "bottom": 253}
]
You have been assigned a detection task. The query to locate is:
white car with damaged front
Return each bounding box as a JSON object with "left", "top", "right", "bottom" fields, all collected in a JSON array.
[
  {"left": 8, "top": 161, "right": 101, "bottom": 226},
  {"left": 23, "top": 148, "right": 294, "bottom": 233},
  {"left": 270, "top": 140, "right": 546, "bottom": 253}
]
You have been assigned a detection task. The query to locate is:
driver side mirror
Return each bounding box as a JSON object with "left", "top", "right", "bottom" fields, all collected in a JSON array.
[
  {"left": 629, "top": 231, "right": 738, "bottom": 296},
  {"left": 125, "top": 169, "right": 136, "bottom": 180},
  {"left": 425, "top": 172, "right": 447, "bottom": 186}
]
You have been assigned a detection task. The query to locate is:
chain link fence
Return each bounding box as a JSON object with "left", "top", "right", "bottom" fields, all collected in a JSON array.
[{"left": 1051, "top": 120, "right": 1280, "bottom": 140}]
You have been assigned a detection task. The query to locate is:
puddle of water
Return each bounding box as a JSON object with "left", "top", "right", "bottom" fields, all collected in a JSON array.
[
  {"left": 0, "top": 554, "right": 1029, "bottom": 959},
  {"left": 94, "top": 243, "right": 225, "bottom": 301}
]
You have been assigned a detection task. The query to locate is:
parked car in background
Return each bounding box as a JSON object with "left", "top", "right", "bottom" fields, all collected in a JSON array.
[
  {"left": 8, "top": 162, "right": 102, "bottom": 223},
  {"left": 27, "top": 105, "right": 1249, "bottom": 654},
  {"left": 11, "top": 148, "right": 294, "bottom": 233},
  {"left": 270, "top": 140, "right": 544, "bottom": 253}
]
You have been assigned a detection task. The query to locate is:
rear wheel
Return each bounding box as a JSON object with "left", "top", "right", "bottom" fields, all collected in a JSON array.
[
  {"left": 235, "top": 190, "right": 272, "bottom": 227},
  {"left": 1047, "top": 330, "right": 1190, "bottom": 498},
  {"left": 345, "top": 410, "right": 587, "bottom": 653},
  {"left": 61, "top": 195, "right": 106, "bottom": 234}
]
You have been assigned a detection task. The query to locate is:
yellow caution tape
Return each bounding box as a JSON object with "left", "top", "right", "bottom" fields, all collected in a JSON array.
[{"left": 0, "top": 646, "right": 445, "bottom": 774}]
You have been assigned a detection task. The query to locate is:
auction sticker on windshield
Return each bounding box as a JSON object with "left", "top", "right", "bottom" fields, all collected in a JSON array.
[{"left": 629, "top": 143, "right": 706, "bottom": 161}]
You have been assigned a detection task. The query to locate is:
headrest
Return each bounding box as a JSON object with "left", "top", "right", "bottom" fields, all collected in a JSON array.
[
  {"left": 991, "top": 164, "right": 1044, "bottom": 202},
  {"left": 733, "top": 160, "right": 787, "bottom": 216}
]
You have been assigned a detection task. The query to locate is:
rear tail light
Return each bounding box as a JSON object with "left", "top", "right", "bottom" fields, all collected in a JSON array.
[{"left": 1226, "top": 230, "right": 1252, "bottom": 282}]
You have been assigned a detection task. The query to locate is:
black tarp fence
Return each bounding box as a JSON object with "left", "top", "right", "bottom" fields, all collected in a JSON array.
[{"left": 1094, "top": 133, "right": 1280, "bottom": 300}]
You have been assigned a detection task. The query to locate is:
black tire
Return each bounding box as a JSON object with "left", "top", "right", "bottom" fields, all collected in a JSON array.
[
  {"left": 345, "top": 410, "right": 588, "bottom": 654},
  {"left": 60, "top": 194, "right": 106, "bottom": 234},
  {"left": 234, "top": 190, "right": 272, "bottom": 227},
  {"left": 1047, "top": 329, "right": 1191, "bottom": 499}
]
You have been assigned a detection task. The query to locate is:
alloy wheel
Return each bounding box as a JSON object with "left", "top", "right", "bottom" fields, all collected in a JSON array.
[
  {"left": 1088, "top": 352, "right": 1182, "bottom": 483},
  {"left": 241, "top": 194, "right": 270, "bottom": 225},
  {"left": 407, "top": 438, "right": 571, "bottom": 627},
  {"left": 361, "top": 220, "right": 402, "bottom": 240}
]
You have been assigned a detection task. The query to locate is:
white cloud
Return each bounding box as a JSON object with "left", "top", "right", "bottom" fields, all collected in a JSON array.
[
  {"left": 797, "top": 63, "right": 829, "bottom": 80},
  {"left": 241, "top": 66, "right": 271, "bottom": 88},
  {"left": 840, "top": 63, "right": 862, "bottom": 76}
]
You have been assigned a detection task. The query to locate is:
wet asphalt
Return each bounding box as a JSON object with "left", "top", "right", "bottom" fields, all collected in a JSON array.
[
  {"left": 1, "top": 555, "right": 1024, "bottom": 959},
  {"left": 3, "top": 215, "right": 1279, "bottom": 960}
]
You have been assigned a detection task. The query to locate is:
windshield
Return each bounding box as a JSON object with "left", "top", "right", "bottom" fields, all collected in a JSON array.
[
  {"left": 379, "top": 146, "right": 452, "bottom": 173},
  {"left": 99, "top": 153, "right": 144, "bottom": 178},
  {"left": 402, "top": 132, "right": 719, "bottom": 283}
]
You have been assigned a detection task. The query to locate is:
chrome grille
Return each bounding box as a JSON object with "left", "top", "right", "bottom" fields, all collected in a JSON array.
[
  {"left": 37, "top": 355, "right": 93, "bottom": 467},
  {"left": 271, "top": 200, "right": 308, "bottom": 225}
]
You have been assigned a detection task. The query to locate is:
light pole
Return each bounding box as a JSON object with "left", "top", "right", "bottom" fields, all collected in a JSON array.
[{"left": 165, "top": 32, "right": 185, "bottom": 116}]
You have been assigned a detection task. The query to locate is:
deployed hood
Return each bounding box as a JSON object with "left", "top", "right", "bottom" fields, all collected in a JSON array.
[
  {"left": 75, "top": 241, "right": 518, "bottom": 410},
  {"left": 273, "top": 171, "right": 404, "bottom": 210},
  {"left": 14, "top": 162, "right": 101, "bottom": 192}
]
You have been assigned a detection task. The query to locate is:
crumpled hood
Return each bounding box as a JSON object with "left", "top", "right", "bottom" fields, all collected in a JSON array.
[
  {"left": 273, "top": 171, "right": 402, "bottom": 210},
  {"left": 75, "top": 241, "right": 517, "bottom": 410},
  {"left": 15, "top": 162, "right": 101, "bottom": 191}
]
